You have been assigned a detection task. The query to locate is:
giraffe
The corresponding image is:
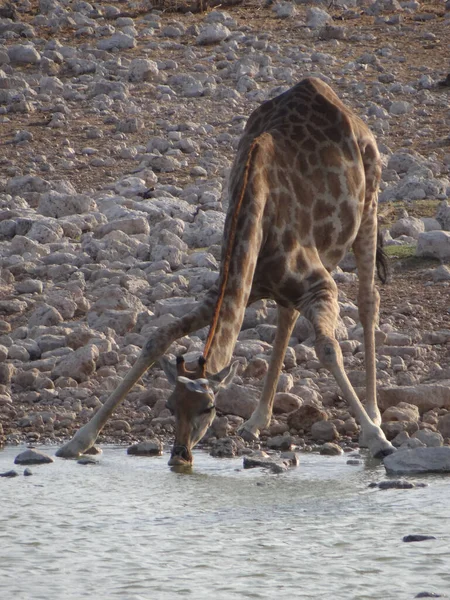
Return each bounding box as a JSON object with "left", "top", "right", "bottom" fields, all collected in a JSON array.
[{"left": 57, "top": 77, "right": 395, "bottom": 464}]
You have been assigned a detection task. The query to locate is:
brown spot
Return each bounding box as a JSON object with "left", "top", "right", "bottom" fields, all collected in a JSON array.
[
  {"left": 323, "top": 126, "right": 342, "bottom": 145},
  {"left": 336, "top": 201, "right": 358, "bottom": 246},
  {"left": 298, "top": 209, "right": 312, "bottom": 240},
  {"left": 292, "top": 173, "right": 313, "bottom": 207},
  {"left": 313, "top": 199, "right": 329, "bottom": 221},
  {"left": 314, "top": 221, "right": 335, "bottom": 251},
  {"left": 327, "top": 172, "right": 342, "bottom": 198},
  {"left": 346, "top": 164, "right": 364, "bottom": 197},
  {"left": 319, "top": 144, "right": 342, "bottom": 169},
  {"left": 259, "top": 256, "right": 286, "bottom": 284},
  {"left": 301, "top": 136, "right": 317, "bottom": 153},
  {"left": 296, "top": 250, "right": 309, "bottom": 273},
  {"left": 280, "top": 275, "right": 305, "bottom": 303},
  {"left": 292, "top": 124, "right": 307, "bottom": 139},
  {"left": 310, "top": 111, "right": 329, "bottom": 129},
  {"left": 282, "top": 228, "right": 298, "bottom": 253},
  {"left": 326, "top": 248, "right": 345, "bottom": 267},
  {"left": 307, "top": 124, "right": 327, "bottom": 144}
]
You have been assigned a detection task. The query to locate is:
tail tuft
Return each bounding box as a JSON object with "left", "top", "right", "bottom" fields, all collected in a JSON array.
[{"left": 376, "top": 230, "right": 389, "bottom": 284}]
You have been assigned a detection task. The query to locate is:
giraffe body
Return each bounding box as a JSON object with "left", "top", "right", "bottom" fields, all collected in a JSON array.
[{"left": 57, "top": 78, "right": 394, "bottom": 465}]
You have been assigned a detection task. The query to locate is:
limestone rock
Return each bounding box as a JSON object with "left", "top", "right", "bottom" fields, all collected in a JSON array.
[
  {"left": 8, "top": 44, "right": 41, "bottom": 65},
  {"left": 51, "top": 345, "right": 99, "bottom": 383},
  {"left": 196, "top": 24, "right": 230, "bottom": 45},
  {"left": 14, "top": 449, "right": 54, "bottom": 465},
  {"left": 384, "top": 447, "right": 450, "bottom": 474},
  {"left": 378, "top": 383, "right": 450, "bottom": 413},
  {"left": 127, "top": 439, "right": 164, "bottom": 456},
  {"left": 273, "top": 392, "right": 302, "bottom": 414},
  {"left": 311, "top": 420, "right": 339, "bottom": 442},
  {"left": 287, "top": 404, "right": 328, "bottom": 432},
  {"left": 382, "top": 402, "right": 420, "bottom": 423},
  {"left": 416, "top": 231, "right": 450, "bottom": 260},
  {"left": 215, "top": 383, "right": 259, "bottom": 419}
]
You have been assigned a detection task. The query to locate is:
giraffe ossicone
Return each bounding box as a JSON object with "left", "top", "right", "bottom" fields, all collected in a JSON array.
[{"left": 56, "top": 78, "right": 395, "bottom": 464}]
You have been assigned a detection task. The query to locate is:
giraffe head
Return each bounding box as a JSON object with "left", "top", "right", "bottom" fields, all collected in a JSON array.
[{"left": 160, "top": 355, "right": 239, "bottom": 466}]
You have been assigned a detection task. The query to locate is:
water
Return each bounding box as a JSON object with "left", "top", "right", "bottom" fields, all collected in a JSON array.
[{"left": 1, "top": 446, "right": 449, "bottom": 600}]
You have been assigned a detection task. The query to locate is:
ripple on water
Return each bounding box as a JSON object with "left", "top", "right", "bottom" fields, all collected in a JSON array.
[{"left": 0, "top": 445, "right": 449, "bottom": 600}]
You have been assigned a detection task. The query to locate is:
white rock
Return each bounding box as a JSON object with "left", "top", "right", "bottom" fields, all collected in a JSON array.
[
  {"left": 52, "top": 344, "right": 99, "bottom": 382},
  {"left": 128, "top": 58, "right": 159, "bottom": 82},
  {"left": 196, "top": 24, "right": 230, "bottom": 45},
  {"left": 390, "top": 216, "right": 425, "bottom": 239},
  {"left": 38, "top": 191, "right": 97, "bottom": 218},
  {"left": 384, "top": 447, "right": 450, "bottom": 474},
  {"left": 305, "top": 8, "right": 332, "bottom": 28},
  {"left": 389, "top": 101, "right": 412, "bottom": 115},
  {"left": 215, "top": 383, "right": 259, "bottom": 419},
  {"left": 412, "top": 429, "right": 444, "bottom": 447},
  {"left": 97, "top": 33, "right": 136, "bottom": 50},
  {"left": 378, "top": 382, "right": 450, "bottom": 413},
  {"left": 273, "top": 2, "right": 297, "bottom": 19},
  {"left": 8, "top": 44, "right": 41, "bottom": 65},
  {"left": 28, "top": 304, "right": 64, "bottom": 328},
  {"left": 416, "top": 231, "right": 450, "bottom": 260},
  {"left": 27, "top": 221, "right": 64, "bottom": 244},
  {"left": 114, "top": 177, "right": 147, "bottom": 197}
]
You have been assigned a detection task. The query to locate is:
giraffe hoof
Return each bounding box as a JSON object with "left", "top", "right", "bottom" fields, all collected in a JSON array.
[
  {"left": 238, "top": 427, "right": 260, "bottom": 443},
  {"left": 374, "top": 445, "right": 396, "bottom": 460}
]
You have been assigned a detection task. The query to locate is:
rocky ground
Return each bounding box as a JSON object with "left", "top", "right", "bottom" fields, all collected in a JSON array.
[{"left": 1, "top": 0, "right": 450, "bottom": 460}]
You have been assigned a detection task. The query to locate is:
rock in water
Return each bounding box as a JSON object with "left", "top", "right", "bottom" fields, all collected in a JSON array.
[
  {"left": 403, "top": 534, "right": 437, "bottom": 543},
  {"left": 127, "top": 439, "right": 163, "bottom": 456},
  {"left": 14, "top": 449, "right": 54, "bottom": 465},
  {"left": 0, "top": 470, "right": 19, "bottom": 477},
  {"left": 383, "top": 447, "right": 450, "bottom": 474}
]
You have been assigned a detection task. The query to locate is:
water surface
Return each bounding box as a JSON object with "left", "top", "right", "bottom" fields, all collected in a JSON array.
[{"left": 1, "top": 446, "right": 449, "bottom": 600}]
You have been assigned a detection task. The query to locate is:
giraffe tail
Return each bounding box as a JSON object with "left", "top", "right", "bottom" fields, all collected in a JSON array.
[
  {"left": 376, "top": 229, "right": 388, "bottom": 284},
  {"left": 203, "top": 132, "right": 274, "bottom": 374}
]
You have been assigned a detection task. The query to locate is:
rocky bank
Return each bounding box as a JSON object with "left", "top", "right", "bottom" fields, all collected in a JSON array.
[{"left": 1, "top": 0, "right": 450, "bottom": 459}]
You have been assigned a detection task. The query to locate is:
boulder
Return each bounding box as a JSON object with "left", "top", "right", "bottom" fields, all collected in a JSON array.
[
  {"left": 196, "top": 24, "right": 230, "bottom": 45},
  {"left": 287, "top": 403, "right": 328, "bottom": 431},
  {"left": 384, "top": 447, "right": 450, "bottom": 474},
  {"left": 215, "top": 383, "right": 259, "bottom": 419},
  {"left": 51, "top": 345, "right": 99, "bottom": 383},
  {"left": 14, "top": 449, "right": 53, "bottom": 465},
  {"left": 273, "top": 392, "right": 302, "bottom": 414},
  {"left": 378, "top": 383, "right": 450, "bottom": 413},
  {"left": 416, "top": 231, "right": 450, "bottom": 260},
  {"left": 127, "top": 438, "right": 164, "bottom": 456},
  {"left": 382, "top": 402, "right": 420, "bottom": 423},
  {"left": 311, "top": 420, "right": 339, "bottom": 442}
]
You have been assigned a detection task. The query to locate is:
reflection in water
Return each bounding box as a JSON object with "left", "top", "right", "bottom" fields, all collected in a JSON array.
[{"left": 0, "top": 446, "right": 449, "bottom": 600}]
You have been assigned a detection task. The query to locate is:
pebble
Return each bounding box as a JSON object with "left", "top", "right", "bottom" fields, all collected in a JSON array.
[{"left": 0, "top": 469, "right": 19, "bottom": 477}]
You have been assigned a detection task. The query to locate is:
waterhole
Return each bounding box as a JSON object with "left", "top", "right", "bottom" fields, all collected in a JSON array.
[{"left": 1, "top": 446, "right": 449, "bottom": 600}]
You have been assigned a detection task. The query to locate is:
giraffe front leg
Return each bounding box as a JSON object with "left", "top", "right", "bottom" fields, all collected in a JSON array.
[
  {"left": 56, "top": 293, "right": 216, "bottom": 458},
  {"left": 238, "top": 305, "right": 298, "bottom": 441}
]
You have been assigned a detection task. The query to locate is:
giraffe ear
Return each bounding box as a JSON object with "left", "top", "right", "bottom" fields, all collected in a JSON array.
[
  {"left": 178, "top": 377, "right": 211, "bottom": 394},
  {"left": 159, "top": 356, "right": 178, "bottom": 386},
  {"left": 209, "top": 360, "right": 239, "bottom": 392}
]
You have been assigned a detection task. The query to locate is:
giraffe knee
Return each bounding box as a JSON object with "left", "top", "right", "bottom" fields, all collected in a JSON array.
[{"left": 316, "top": 337, "right": 342, "bottom": 370}]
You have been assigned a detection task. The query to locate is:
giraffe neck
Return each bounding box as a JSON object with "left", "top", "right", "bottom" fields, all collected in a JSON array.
[{"left": 202, "top": 133, "right": 273, "bottom": 374}]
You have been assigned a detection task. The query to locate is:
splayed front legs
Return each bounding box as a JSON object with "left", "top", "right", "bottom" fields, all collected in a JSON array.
[{"left": 56, "top": 293, "right": 216, "bottom": 458}]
